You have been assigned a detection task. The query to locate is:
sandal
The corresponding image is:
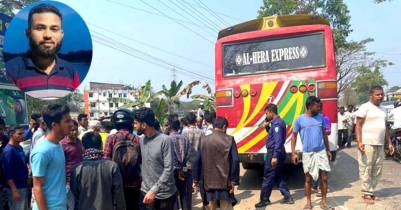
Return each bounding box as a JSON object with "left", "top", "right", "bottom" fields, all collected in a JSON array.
[
  {"left": 304, "top": 204, "right": 313, "bottom": 210},
  {"left": 320, "top": 205, "right": 335, "bottom": 210},
  {"left": 362, "top": 194, "right": 374, "bottom": 205},
  {"left": 316, "top": 190, "right": 322, "bottom": 197},
  {"left": 371, "top": 195, "right": 381, "bottom": 201}
]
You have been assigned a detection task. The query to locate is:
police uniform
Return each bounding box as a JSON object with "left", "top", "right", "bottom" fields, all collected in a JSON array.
[{"left": 260, "top": 116, "right": 291, "bottom": 202}]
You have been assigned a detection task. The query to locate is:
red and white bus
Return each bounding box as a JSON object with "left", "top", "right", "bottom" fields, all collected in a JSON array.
[{"left": 214, "top": 15, "right": 338, "bottom": 168}]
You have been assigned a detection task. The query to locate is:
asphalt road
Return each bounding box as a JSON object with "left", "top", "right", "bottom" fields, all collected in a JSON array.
[{"left": 192, "top": 145, "right": 401, "bottom": 210}]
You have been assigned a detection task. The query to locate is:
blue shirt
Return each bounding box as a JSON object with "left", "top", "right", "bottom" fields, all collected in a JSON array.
[
  {"left": 2, "top": 144, "right": 28, "bottom": 189},
  {"left": 30, "top": 139, "right": 66, "bottom": 210},
  {"left": 24, "top": 129, "right": 33, "bottom": 141},
  {"left": 266, "top": 116, "right": 287, "bottom": 157},
  {"left": 293, "top": 114, "right": 327, "bottom": 153},
  {"left": 6, "top": 52, "right": 79, "bottom": 99}
]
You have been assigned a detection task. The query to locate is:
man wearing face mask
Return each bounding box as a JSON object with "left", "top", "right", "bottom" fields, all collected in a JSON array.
[
  {"left": 5, "top": 3, "right": 79, "bottom": 100},
  {"left": 255, "top": 104, "right": 293, "bottom": 208},
  {"left": 134, "top": 108, "right": 177, "bottom": 210}
]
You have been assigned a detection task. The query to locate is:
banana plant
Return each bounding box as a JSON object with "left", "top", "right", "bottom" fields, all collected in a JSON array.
[
  {"left": 154, "top": 98, "right": 167, "bottom": 124},
  {"left": 191, "top": 82, "right": 216, "bottom": 111}
]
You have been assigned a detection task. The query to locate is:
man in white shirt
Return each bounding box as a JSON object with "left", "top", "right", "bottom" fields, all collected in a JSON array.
[
  {"left": 204, "top": 112, "right": 216, "bottom": 136},
  {"left": 345, "top": 105, "right": 356, "bottom": 147},
  {"left": 389, "top": 100, "right": 401, "bottom": 136},
  {"left": 356, "top": 86, "right": 395, "bottom": 205},
  {"left": 337, "top": 107, "right": 348, "bottom": 149},
  {"left": 197, "top": 103, "right": 205, "bottom": 118}
]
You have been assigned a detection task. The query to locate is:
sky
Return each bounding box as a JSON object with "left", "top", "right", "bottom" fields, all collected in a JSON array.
[{"left": 44, "top": 0, "right": 401, "bottom": 96}]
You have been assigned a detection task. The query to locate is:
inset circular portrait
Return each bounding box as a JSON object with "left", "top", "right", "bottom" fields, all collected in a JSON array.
[{"left": 3, "top": 1, "right": 92, "bottom": 100}]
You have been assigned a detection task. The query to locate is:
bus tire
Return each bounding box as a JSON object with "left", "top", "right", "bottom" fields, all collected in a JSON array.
[{"left": 242, "top": 162, "right": 261, "bottom": 170}]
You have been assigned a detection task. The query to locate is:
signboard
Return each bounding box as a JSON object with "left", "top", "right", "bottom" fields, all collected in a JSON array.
[
  {"left": 0, "top": 13, "right": 28, "bottom": 125},
  {"left": 223, "top": 33, "right": 325, "bottom": 76}
]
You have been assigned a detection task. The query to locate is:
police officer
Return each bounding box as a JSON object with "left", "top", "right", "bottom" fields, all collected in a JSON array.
[{"left": 255, "top": 104, "right": 294, "bottom": 208}]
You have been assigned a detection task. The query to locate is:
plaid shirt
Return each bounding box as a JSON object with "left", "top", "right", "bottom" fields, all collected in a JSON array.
[
  {"left": 181, "top": 126, "right": 205, "bottom": 170},
  {"left": 169, "top": 132, "right": 190, "bottom": 171},
  {"left": 104, "top": 129, "right": 142, "bottom": 188}
]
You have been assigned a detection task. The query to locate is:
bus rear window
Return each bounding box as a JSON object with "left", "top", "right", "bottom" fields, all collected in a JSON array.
[{"left": 222, "top": 33, "right": 325, "bottom": 77}]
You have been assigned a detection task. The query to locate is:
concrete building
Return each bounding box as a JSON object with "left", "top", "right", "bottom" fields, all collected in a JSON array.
[{"left": 84, "top": 82, "right": 138, "bottom": 119}]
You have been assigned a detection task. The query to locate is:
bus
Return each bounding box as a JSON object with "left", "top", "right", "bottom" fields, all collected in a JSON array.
[{"left": 214, "top": 15, "right": 338, "bottom": 168}]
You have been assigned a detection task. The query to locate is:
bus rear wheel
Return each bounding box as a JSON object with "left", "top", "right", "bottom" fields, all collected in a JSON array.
[{"left": 242, "top": 162, "right": 261, "bottom": 170}]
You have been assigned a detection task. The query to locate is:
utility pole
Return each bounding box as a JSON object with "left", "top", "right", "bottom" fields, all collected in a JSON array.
[{"left": 171, "top": 68, "right": 177, "bottom": 82}]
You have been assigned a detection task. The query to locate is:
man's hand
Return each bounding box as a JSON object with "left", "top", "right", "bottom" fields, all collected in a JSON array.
[
  {"left": 271, "top": 157, "right": 278, "bottom": 166},
  {"left": 389, "top": 143, "right": 395, "bottom": 155},
  {"left": 192, "top": 182, "right": 199, "bottom": 189},
  {"left": 229, "top": 183, "right": 235, "bottom": 194},
  {"left": 12, "top": 190, "right": 20, "bottom": 202},
  {"left": 29, "top": 119, "right": 35, "bottom": 129},
  {"left": 143, "top": 190, "right": 155, "bottom": 204},
  {"left": 291, "top": 154, "right": 298, "bottom": 165},
  {"left": 357, "top": 142, "right": 365, "bottom": 153},
  {"left": 326, "top": 151, "right": 332, "bottom": 161},
  {"left": 178, "top": 171, "right": 185, "bottom": 180}
]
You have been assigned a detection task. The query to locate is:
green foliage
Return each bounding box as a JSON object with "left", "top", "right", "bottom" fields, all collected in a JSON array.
[
  {"left": 389, "top": 86, "right": 401, "bottom": 91},
  {"left": 374, "top": 0, "right": 392, "bottom": 3},
  {"left": 154, "top": 98, "right": 167, "bottom": 124},
  {"left": 257, "top": 0, "right": 352, "bottom": 50},
  {"left": 352, "top": 66, "right": 388, "bottom": 103},
  {"left": 191, "top": 94, "right": 216, "bottom": 112},
  {"left": 0, "top": 0, "right": 40, "bottom": 17},
  {"left": 158, "top": 80, "right": 183, "bottom": 115}
]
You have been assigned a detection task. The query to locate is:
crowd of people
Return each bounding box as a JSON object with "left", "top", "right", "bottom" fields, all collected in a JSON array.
[{"left": 0, "top": 85, "right": 397, "bottom": 210}]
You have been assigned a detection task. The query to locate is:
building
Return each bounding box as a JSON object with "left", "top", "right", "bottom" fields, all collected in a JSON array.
[{"left": 83, "top": 82, "right": 138, "bottom": 119}]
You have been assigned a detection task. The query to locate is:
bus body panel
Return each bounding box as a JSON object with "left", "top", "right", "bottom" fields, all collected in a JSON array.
[{"left": 215, "top": 24, "right": 337, "bottom": 163}]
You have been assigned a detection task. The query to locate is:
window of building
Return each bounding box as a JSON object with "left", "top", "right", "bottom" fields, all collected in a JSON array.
[
  {"left": 109, "top": 103, "right": 114, "bottom": 107},
  {"left": 109, "top": 93, "right": 112, "bottom": 98},
  {"left": 89, "top": 93, "right": 93, "bottom": 97},
  {"left": 91, "top": 103, "right": 96, "bottom": 108},
  {"left": 90, "top": 113, "right": 94, "bottom": 117},
  {"left": 123, "top": 93, "right": 127, "bottom": 98},
  {"left": 119, "top": 93, "right": 122, "bottom": 97},
  {"left": 103, "top": 93, "right": 106, "bottom": 97}
]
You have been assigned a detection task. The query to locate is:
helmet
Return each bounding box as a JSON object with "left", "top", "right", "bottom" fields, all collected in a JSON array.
[{"left": 113, "top": 108, "right": 134, "bottom": 126}]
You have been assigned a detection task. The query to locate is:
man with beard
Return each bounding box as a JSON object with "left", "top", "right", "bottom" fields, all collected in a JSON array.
[
  {"left": 5, "top": 3, "right": 79, "bottom": 100},
  {"left": 134, "top": 108, "right": 177, "bottom": 210},
  {"left": 291, "top": 96, "right": 333, "bottom": 210}
]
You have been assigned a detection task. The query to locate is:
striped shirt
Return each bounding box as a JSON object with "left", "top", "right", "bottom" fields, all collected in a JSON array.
[
  {"left": 6, "top": 52, "right": 80, "bottom": 100},
  {"left": 356, "top": 102, "right": 387, "bottom": 145},
  {"left": 181, "top": 126, "right": 205, "bottom": 170},
  {"left": 169, "top": 132, "right": 190, "bottom": 171}
]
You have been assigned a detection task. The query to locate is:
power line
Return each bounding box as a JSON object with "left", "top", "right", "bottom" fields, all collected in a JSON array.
[
  {"left": 181, "top": 0, "right": 244, "bottom": 22},
  {"left": 88, "top": 23, "right": 213, "bottom": 68},
  {"left": 104, "top": 0, "right": 215, "bottom": 30},
  {"left": 139, "top": 0, "right": 214, "bottom": 45},
  {"left": 91, "top": 33, "right": 215, "bottom": 83},
  {"left": 172, "top": 0, "right": 220, "bottom": 32},
  {"left": 193, "top": 0, "right": 231, "bottom": 27},
  {"left": 93, "top": 36, "right": 214, "bottom": 83},
  {"left": 177, "top": 0, "right": 223, "bottom": 31},
  {"left": 157, "top": 0, "right": 216, "bottom": 37}
]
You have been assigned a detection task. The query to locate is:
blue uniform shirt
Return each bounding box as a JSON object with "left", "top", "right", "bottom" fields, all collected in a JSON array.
[{"left": 265, "top": 116, "right": 287, "bottom": 158}]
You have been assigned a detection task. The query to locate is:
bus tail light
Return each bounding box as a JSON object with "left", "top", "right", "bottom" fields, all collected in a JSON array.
[
  {"left": 250, "top": 89, "right": 257, "bottom": 97},
  {"left": 317, "top": 81, "right": 337, "bottom": 98},
  {"left": 234, "top": 90, "right": 241, "bottom": 98},
  {"left": 215, "top": 90, "right": 233, "bottom": 106},
  {"left": 299, "top": 85, "right": 307, "bottom": 93},
  {"left": 241, "top": 89, "right": 249, "bottom": 97},
  {"left": 290, "top": 85, "right": 298, "bottom": 93},
  {"left": 308, "top": 84, "right": 316, "bottom": 92}
]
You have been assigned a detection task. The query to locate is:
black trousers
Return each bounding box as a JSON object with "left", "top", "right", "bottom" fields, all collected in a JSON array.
[
  {"left": 338, "top": 129, "right": 348, "bottom": 148},
  {"left": 124, "top": 187, "right": 141, "bottom": 210},
  {"left": 140, "top": 192, "right": 177, "bottom": 210}
]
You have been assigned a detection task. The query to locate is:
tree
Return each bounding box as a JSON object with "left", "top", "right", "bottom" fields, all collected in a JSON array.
[
  {"left": 158, "top": 80, "right": 184, "bottom": 115},
  {"left": 257, "top": 0, "right": 352, "bottom": 50},
  {"left": 389, "top": 86, "right": 401, "bottom": 91},
  {"left": 190, "top": 82, "right": 216, "bottom": 112},
  {"left": 352, "top": 66, "right": 388, "bottom": 103},
  {"left": 336, "top": 38, "right": 393, "bottom": 94},
  {"left": 0, "top": 0, "right": 39, "bottom": 16},
  {"left": 374, "top": 0, "right": 392, "bottom": 3}
]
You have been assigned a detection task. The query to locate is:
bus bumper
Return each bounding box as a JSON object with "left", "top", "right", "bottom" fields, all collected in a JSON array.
[{"left": 239, "top": 151, "right": 303, "bottom": 165}]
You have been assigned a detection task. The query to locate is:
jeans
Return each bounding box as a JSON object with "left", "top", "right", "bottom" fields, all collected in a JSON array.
[
  {"left": 0, "top": 187, "right": 5, "bottom": 210},
  {"left": 5, "top": 188, "right": 26, "bottom": 210},
  {"left": 338, "top": 129, "right": 348, "bottom": 148},
  {"left": 124, "top": 187, "right": 141, "bottom": 210}
]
